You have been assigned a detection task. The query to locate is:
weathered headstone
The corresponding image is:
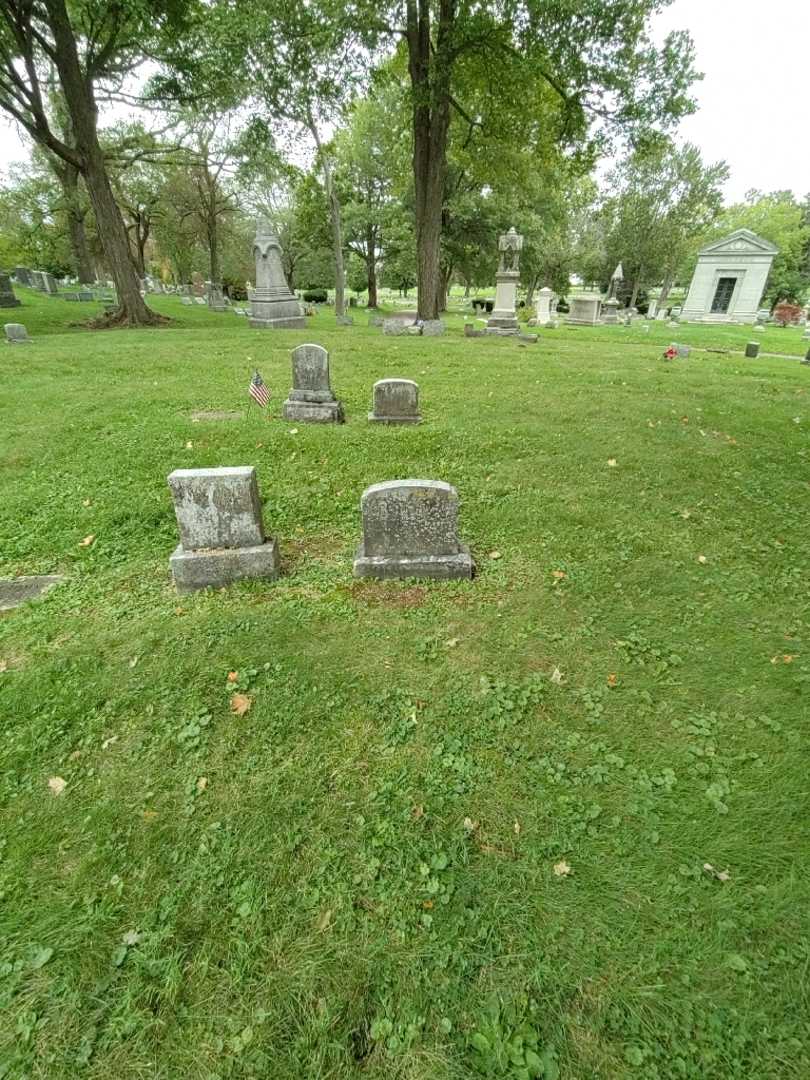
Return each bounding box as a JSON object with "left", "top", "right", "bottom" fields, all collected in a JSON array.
[
  {"left": 676, "top": 343, "right": 690, "bottom": 358},
  {"left": 421, "top": 319, "right": 445, "bottom": 336},
  {"left": 206, "top": 281, "right": 226, "bottom": 311},
  {"left": 0, "top": 273, "right": 20, "bottom": 308},
  {"left": 567, "top": 295, "right": 601, "bottom": 326},
  {"left": 336, "top": 314, "right": 354, "bottom": 326},
  {"left": 42, "top": 272, "right": 59, "bottom": 295},
  {"left": 167, "top": 466, "right": 279, "bottom": 593},
  {"left": 353, "top": 480, "right": 474, "bottom": 580},
  {"left": 249, "top": 220, "right": 306, "bottom": 329},
  {"left": 383, "top": 318, "right": 410, "bottom": 336},
  {"left": 77, "top": 290, "right": 95, "bottom": 302},
  {"left": 4, "top": 322, "right": 30, "bottom": 344},
  {"left": 534, "top": 287, "right": 553, "bottom": 326},
  {"left": 0, "top": 575, "right": 64, "bottom": 613},
  {"left": 486, "top": 227, "right": 522, "bottom": 335},
  {"left": 368, "top": 379, "right": 421, "bottom": 425},
  {"left": 194, "top": 297, "right": 206, "bottom": 306},
  {"left": 602, "top": 297, "right": 620, "bottom": 324},
  {"left": 13, "top": 267, "right": 31, "bottom": 287},
  {"left": 745, "top": 341, "right": 760, "bottom": 359},
  {"left": 282, "top": 343, "right": 344, "bottom": 423}
]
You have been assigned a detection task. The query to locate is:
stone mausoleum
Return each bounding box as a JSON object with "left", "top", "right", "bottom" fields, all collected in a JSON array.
[{"left": 681, "top": 229, "right": 777, "bottom": 324}]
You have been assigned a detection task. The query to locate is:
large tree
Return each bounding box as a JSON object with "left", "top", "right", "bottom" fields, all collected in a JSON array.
[{"left": 0, "top": 0, "right": 189, "bottom": 324}]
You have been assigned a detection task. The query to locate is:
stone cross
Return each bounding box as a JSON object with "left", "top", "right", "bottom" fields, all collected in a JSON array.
[
  {"left": 249, "top": 220, "right": 305, "bottom": 329},
  {"left": 167, "top": 466, "right": 279, "bottom": 592},
  {"left": 4, "top": 322, "right": 30, "bottom": 343},
  {"left": 368, "top": 379, "right": 421, "bottom": 425},
  {"left": 353, "top": 479, "right": 474, "bottom": 580},
  {"left": 282, "top": 343, "right": 344, "bottom": 423}
]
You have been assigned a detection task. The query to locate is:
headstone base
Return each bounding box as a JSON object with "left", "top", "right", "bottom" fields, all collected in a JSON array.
[
  {"left": 282, "top": 399, "right": 344, "bottom": 424},
  {"left": 368, "top": 411, "right": 421, "bottom": 425},
  {"left": 485, "top": 321, "right": 519, "bottom": 335},
  {"left": 169, "top": 540, "right": 279, "bottom": 593},
  {"left": 250, "top": 315, "right": 307, "bottom": 329},
  {"left": 353, "top": 543, "right": 474, "bottom": 581}
]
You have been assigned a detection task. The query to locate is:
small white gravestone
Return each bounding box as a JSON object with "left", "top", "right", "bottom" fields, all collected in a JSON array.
[
  {"left": 534, "top": 287, "right": 553, "bottom": 326},
  {"left": 4, "top": 322, "right": 30, "bottom": 343}
]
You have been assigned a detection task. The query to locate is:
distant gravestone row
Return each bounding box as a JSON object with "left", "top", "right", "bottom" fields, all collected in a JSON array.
[{"left": 166, "top": 467, "right": 473, "bottom": 593}]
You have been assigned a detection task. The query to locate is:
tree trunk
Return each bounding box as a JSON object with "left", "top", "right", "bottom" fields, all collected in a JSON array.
[
  {"left": 208, "top": 209, "right": 219, "bottom": 282},
  {"left": 322, "top": 155, "right": 345, "bottom": 316},
  {"left": 407, "top": 0, "right": 455, "bottom": 321},
  {"left": 60, "top": 165, "right": 94, "bottom": 283},
  {"left": 45, "top": 0, "right": 160, "bottom": 325},
  {"left": 366, "top": 244, "right": 378, "bottom": 308},
  {"left": 629, "top": 276, "right": 641, "bottom": 309},
  {"left": 657, "top": 270, "right": 674, "bottom": 311},
  {"left": 525, "top": 275, "right": 539, "bottom": 307}
]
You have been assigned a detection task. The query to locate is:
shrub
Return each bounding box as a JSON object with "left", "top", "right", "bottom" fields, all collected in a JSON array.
[
  {"left": 222, "top": 276, "right": 247, "bottom": 301},
  {"left": 773, "top": 302, "right": 802, "bottom": 326},
  {"left": 556, "top": 298, "right": 570, "bottom": 313},
  {"left": 472, "top": 298, "right": 494, "bottom": 312},
  {"left": 303, "top": 289, "right": 328, "bottom": 303}
]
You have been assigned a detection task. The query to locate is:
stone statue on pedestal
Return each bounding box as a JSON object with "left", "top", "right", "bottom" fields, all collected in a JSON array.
[{"left": 486, "top": 227, "right": 523, "bottom": 335}]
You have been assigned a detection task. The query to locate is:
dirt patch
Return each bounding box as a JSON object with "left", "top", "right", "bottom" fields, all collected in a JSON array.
[{"left": 344, "top": 581, "right": 428, "bottom": 609}]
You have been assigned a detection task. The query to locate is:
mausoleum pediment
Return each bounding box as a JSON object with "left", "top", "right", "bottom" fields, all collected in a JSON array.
[{"left": 698, "top": 228, "right": 779, "bottom": 257}]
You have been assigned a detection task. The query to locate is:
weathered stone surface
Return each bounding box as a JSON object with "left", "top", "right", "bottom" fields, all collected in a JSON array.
[
  {"left": 282, "top": 343, "right": 344, "bottom": 423},
  {"left": 534, "top": 287, "right": 553, "bottom": 325},
  {"left": 464, "top": 322, "right": 485, "bottom": 337},
  {"left": 167, "top": 466, "right": 265, "bottom": 551},
  {"left": 602, "top": 297, "right": 620, "bottom": 324},
  {"left": 13, "top": 267, "right": 31, "bottom": 286},
  {"left": 676, "top": 344, "right": 690, "bottom": 358},
  {"left": 421, "top": 319, "right": 445, "bottom": 336},
  {"left": 77, "top": 290, "right": 95, "bottom": 301},
  {"left": 0, "top": 575, "right": 65, "bottom": 613},
  {"left": 567, "top": 295, "right": 601, "bottom": 325},
  {"left": 190, "top": 410, "right": 245, "bottom": 422},
  {"left": 42, "top": 272, "right": 59, "bottom": 295},
  {"left": 336, "top": 314, "right": 354, "bottom": 326},
  {"left": 383, "top": 318, "right": 410, "bottom": 335},
  {"left": 353, "top": 480, "right": 474, "bottom": 580},
  {"left": 368, "top": 315, "right": 384, "bottom": 327},
  {"left": 4, "top": 323, "right": 29, "bottom": 343},
  {"left": 194, "top": 297, "right": 206, "bottom": 305},
  {"left": 745, "top": 341, "right": 760, "bottom": 358},
  {"left": 206, "top": 281, "right": 226, "bottom": 311},
  {"left": 249, "top": 220, "right": 306, "bottom": 329},
  {"left": 369, "top": 379, "right": 421, "bottom": 425},
  {"left": 486, "top": 227, "right": 523, "bottom": 334},
  {"left": 169, "top": 540, "right": 279, "bottom": 593},
  {"left": 181, "top": 296, "right": 193, "bottom": 305},
  {"left": 517, "top": 332, "right": 538, "bottom": 343},
  {"left": 0, "top": 273, "right": 21, "bottom": 308}
]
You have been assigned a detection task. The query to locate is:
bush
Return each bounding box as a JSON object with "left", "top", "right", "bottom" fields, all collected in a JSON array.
[
  {"left": 556, "top": 298, "right": 569, "bottom": 313},
  {"left": 303, "top": 289, "right": 328, "bottom": 303},
  {"left": 472, "top": 298, "right": 494, "bottom": 312},
  {"left": 222, "top": 276, "right": 248, "bottom": 301},
  {"left": 773, "top": 302, "right": 803, "bottom": 326}
]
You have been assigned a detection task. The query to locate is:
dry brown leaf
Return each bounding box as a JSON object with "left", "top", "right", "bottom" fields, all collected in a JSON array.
[
  {"left": 142, "top": 810, "right": 158, "bottom": 821},
  {"left": 196, "top": 776, "right": 208, "bottom": 793},
  {"left": 412, "top": 804, "right": 424, "bottom": 820},
  {"left": 552, "top": 570, "right": 566, "bottom": 580},
  {"left": 607, "top": 673, "right": 618, "bottom": 688},
  {"left": 462, "top": 816, "right": 478, "bottom": 833},
  {"left": 553, "top": 859, "right": 572, "bottom": 877},
  {"left": 79, "top": 534, "right": 96, "bottom": 547},
  {"left": 230, "top": 693, "right": 252, "bottom": 716},
  {"left": 316, "top": 908, "right": 332, "bottom": 931},
  {"left": 101, "top": 735, "right": 118, "bottom": 750},
  {"left": 513, "top": 820, "right": 521, "bottom": 836},
  {"left": 185, "top": 440, "right": 193, "bottom": 449},
  {"left": 226, "top": 671, "right": 238, "bottom": 683},
  {"left": 703, "top": 862, "right": 731, "bottom": 883},
  {"left": 697, "top": 555, "right": 707, "bottom": 564},
  {"left": 82, "top": 498, "right": 92, "bottom": 507},
  {"left": 48, "top": 776, "right": 66, "bottom": 796},
  {"left": 445, "top": 637, "right": 460, "bottom": 648}
]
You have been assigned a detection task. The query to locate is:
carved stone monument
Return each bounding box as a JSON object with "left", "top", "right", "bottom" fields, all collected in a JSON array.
[
  {"left": 167, "top": 466, "right": 279, "bottom": 592},
  {"left": 567, "top": 295, "right": 602, "bottom": 326},
  {"left": 486, "top": 227, "right": 523, "bottom": 335},
  {"left": 368, "top": 379, "right": 421, "bottom": 425},
  {"left": 353, "top": 480, "right": 474, "bottom": 580},
  {"left": 282, "top": 343, "right": 344, "bottom": 423},
  {"left": 249, "top": 220, "right": 306, "bottom": 330}
]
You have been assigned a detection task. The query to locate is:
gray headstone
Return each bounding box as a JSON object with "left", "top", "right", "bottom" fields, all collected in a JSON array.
[
  {"left": 369, "top": 379, "right": 421, "bottom": 425},
  {"left": 167, "top": 466, "right": 279, "bottom": 592},
  {"left": 249, "top": 221, "right": 306, "bottom": 329},
  {"left": 13, "top": 267, "right": 31, "bottom": 287},
  {"left": 0, "top": 273, "right": 21, "bottom": 308},
  {"left": 745, "top": 341, "right": 760, "bottom": 359},
  {"left": 336, "top": 314, "right": 354, "bottom": 326},
  {"left": 282, "top": 343, "right": 344, "bottom": 423},
  {"left": 4, "top": 322, "right": 29, "bottom": 343},
  {"left": 42, "top": 272, "right": 59, "bottom": 295},
  {"left": 194, "top": 297, "right": 206, "bottom": 305},
  {"left": 421, "top": 319, "right": 445, "bottom": 336},
  {"left": 676, "top": 344, "right": 690, "bottom": 358},
  {"left": 206, "top": 281, "right": 226, "bottom": 311},
  {"left": 78, "top": 290, "right": 95, "bottom": 301},
  {"left": 0, "top": 575, "right": 64, "bottom": 612},
  {"left": 383, "top": 318, "right": 410, "bottom": 336},
  {"left": 181, "top": 296, "right": 193, "bottom": 306},
  {"left": 368, "top": 315, "right": 384, "bottom": 327},
  {"left": 353, "top": 480, "right": 474, "bottom": 580}
]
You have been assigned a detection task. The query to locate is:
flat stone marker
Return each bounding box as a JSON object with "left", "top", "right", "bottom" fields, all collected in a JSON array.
[
  {"left": 282, "top": 343, "right": 344, "bottom": 423},
  {"left": 336, "top": 314, "right": 354, "bottom": 326},
  {"left": 353, "top": 480, "right": 474, "bottom": 581},
  {"left": 5, "top": 323, "right": 30, "bottom": 344},
  {"left": 167, "top": 466, "right": 279, "bottom": 593},
  {"left": 676, "top": 344, "right": 690, "bottom": 358},
  {"left": 0, "top": 575, "right": 64, "bottom": 613},
  {"left": 421, "top": 319, "right": 445, "bottom": 336},
  {"left": 194, "top": 297, "right": 206, "bottom": 305},
  {"left": 745, "top": 341, "right": 760, "bottom": 359},
  {"left": 190, "top": 410, "right": 245, "bottom": 422},
  {"left": 369, "top": 379, "right": 421, "bottom": 425},
  {"left": 181, "top": 296, "right": 193, "bottom": 305},
  {"left": 383, "top": 318, "right": 410, "bottom": 336}
]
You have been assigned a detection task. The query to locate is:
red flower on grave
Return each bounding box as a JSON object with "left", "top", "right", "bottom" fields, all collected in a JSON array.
[{"left": 663, "top": 346, "right": 678, "bottom": 361}]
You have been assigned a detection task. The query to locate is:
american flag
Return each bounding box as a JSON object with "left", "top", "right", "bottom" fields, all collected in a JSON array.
[{"left": 248, "top": 370, "right": 270, "bottom": 408}]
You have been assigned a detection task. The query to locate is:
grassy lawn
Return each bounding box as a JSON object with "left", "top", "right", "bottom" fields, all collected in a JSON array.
[{"left": 1, "top": 296, "right": 809, "bottom": 1078}]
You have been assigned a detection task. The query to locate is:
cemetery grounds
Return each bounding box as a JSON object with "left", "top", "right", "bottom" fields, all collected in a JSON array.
[{"left": 1, "top": 289, "right": 808, "bottom": 1078}]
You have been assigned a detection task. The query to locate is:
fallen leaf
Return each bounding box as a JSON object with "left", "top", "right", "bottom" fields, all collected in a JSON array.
[
  {"left": 174, "top": 607, "right": 185, "bottom": 616},
  {"left": 550, "top": 667, "right": 564, "bottom": 684},
  {"left": 422, "top": 900, "right": 434, "bottom": 909},
  {"left": 79, "top": 534, "right": 95, "bottom": 547},
  {"left": 680, "top": 509, "right": 691, "bottom": 519},
  {"left": 513, "top": 820, "right": 521, "bottom": 836},
  {"left": 121, "top": 930, "right": 142, "bottom": 947},
  {"left": 185, "top": 441, "right": 193, "bottom": 449},
  {"left": 48, "top": 776, "right": 66, "bottom": 796},
  {"left": 230, "top": 693, "right": 252, "bottom": 716},
  {"left": 142, "top": 810, "right": 158, "bottom": 821},
  {"left": 412, "top": 804, "right": 424, "bottom": 820},
  {"left": 196, "top": 776, "right": 208, "bottom": 793},
  {"left": 783, "top": 654, "right": 796, "bottom": 663},
  {"left": 462, "top": 816, "right": 478, "bottom": 833},
  {"left": 82, "top": 498, "right": 92, "bottom": 507},
  {"left": 607, "top": 673, "right": 618, "bottom": 688},
  {"left": 0, "top": 660, "right": 7, "bottom": 673},
  {"left": 445, "top": 637, "right": 460, "bottom": 648},
  {"left": 288, "top": 428, "right": 299, "bottom": 435},
  {"left": 128, "top": 656, "right": 139, "bottom": 668},
  {"left": 101, "top": 735, "right": 118, "bottom": 750},
  {"left": 697, "top": 555, "right": 707, "bottom": 564},
  {"left": 552, "top": 570, "right": 566, "bottom": 580},
  {"left": 226, "top": 670, "right": 238, "bottom": 683},
  {"left": 316, "top": 908, "right": 332, "bottom": 931},
  {"left": 607, "top": 458, "right": 617, "bottom": 467},
  {"left": 488, "top": 550, "right": 502, "bottom": 560},
  {"left": 703, "top": 862, "right": 731, "bottom": 883},
  {"left": 553, "top": 860, "right": 572, "bottom": 877}
]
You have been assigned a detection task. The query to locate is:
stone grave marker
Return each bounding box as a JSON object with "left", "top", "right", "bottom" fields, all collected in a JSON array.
[
  {"left": 282, "top": 343, "right": 344, "bottom": 423},
  {"left": 745, "top": 341, "right": 760, "bottom": 359},
  {"left": 0, "top": 274, "right": 21, "bottom": 308},
  {"left": 368, "top": 379, "right": 421, "bottom": 425},
  {"left": 42, "top": 272, "right": 59, "bottom": 295},
  {"left": 249, "top": 220, "right": 305, "bottom": 329},
  {"left": 422, "top": 319, "right": 445, "bottom": 336},
  {"left": 464, "top": 322, "right": 485, "bottom": 338},
  {"left": 194, "top": 297, "right": 206, "bottom": 305},
  {"left": 353, "top": 480, "right": 474, "bottom": 581},
  {"left": 676, "top": 344, "right": 690, "bottom": 358},
  {"left": 0, "top": 575, "right": 64, "bottom": 613},
  {"left": 4, "top": 323, "right": 30, "bottom": 344},
  {"left": 336, "top": 314, "right": 354, "bottom": 326},
  {"left": 206, "top": 281, "right": 226, "bottom": 311},
  {"left": 368, "top": 315, "right": 383, "bottom": 327},
  {"left": 383, "top": 318, "right": 410, "bottom": 335},
  {"left": 181, "top": 296, "right": 193, "bottom": 306},
  {"left": 167, "top": 466, "right": 279, "bottom": 593},
  {"left": 567, "top": 295, "right": 601, "bottom": 325},
  {"left": 13, "top": 267, "right": 31, "bottom": 287}
]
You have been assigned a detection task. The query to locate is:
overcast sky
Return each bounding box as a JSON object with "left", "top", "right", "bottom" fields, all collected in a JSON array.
[{"left": 0, "top": 0, "right": 807, "bottom": 205}]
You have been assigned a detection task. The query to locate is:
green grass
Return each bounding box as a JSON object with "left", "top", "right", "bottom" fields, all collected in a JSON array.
[{"left": 1, "top": 298, "right": 809, "bottom": 1079}]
